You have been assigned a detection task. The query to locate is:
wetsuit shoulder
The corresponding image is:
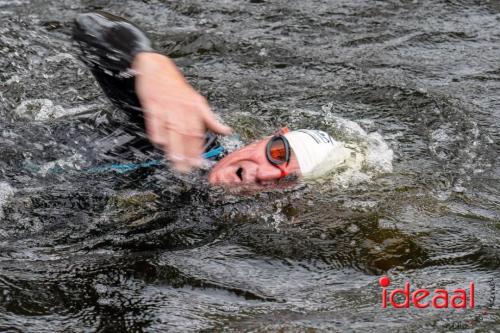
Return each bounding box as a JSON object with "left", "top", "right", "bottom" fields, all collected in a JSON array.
[
  {"left": 73, "top": 11, "right": 153, "bottom": 126},
  {"left": 73, "top": 11, "right": 153, "bottom": 71}
]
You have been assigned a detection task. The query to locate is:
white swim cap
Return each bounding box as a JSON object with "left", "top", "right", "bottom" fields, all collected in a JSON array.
[{"left": 284, "top": 129, "right": 355, "bottom": 179}]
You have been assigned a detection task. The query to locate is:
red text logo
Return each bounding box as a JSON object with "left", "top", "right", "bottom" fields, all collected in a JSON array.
[{"left": 379, "top": 276, "right": 475, "bottom": 309}]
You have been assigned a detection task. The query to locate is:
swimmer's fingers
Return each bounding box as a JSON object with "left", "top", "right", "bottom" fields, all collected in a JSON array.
[
  {"left": 181, "top": 125, "right": 204, "bottom": 169},
  {"left": 167, "top": 128, "right": 188, "bottom": 173},
  {"left": 132, "top": 52, "right": 230, "bottom": 172},
  {"left": 201, "top": 105, "right": 232, "bottom": 136},
  {"left": 166, "top": 125, "right": 203, "bottom": 173},
  {"left": 144, "top": 106, "right": 168, "bottom": 147},
  {"left": 158, "top": 106, "right": 204, "bottom": 172},
  {"left": 179, "top": 103, "right": 230, "bottom": 171}
]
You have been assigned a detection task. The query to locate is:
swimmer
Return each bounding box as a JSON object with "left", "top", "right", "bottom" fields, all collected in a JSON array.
[
  {"left": 209, "top": 128, "right": 360, "bottom": 186},
  {"left": 73, "top": 12, "right": 361, "bottom": 187}
]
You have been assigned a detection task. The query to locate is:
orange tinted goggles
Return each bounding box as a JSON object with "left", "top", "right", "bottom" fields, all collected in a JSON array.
[
  {"left": 265, "top": 128, "right": 291, "bottom": 178},
  {"left": 266, "top": 135, "right": 290, "bottom": 165}
]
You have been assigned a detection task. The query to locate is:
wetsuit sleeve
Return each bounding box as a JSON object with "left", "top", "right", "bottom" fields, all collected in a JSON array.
[
  {"left": 72, "top": 11, "right": 153, "bottom": 127},
  {"left": 72, "top": 11, "right": 222, "bottom": 159}
]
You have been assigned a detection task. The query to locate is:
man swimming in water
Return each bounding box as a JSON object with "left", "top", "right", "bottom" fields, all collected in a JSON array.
[{"left": 74, "top": 12, "right": 360, "bottom": 187}]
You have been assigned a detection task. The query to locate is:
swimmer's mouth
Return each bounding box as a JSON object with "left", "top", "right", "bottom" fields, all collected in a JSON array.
[
  {"left": 209, "top": 164, "right": 298, "bottom": 187},
  {"left": 234, "top": 166, "right": 256, "bottom": 183},
  {"left": 236, "top": 167, "right": 244, "bottom": 181}
]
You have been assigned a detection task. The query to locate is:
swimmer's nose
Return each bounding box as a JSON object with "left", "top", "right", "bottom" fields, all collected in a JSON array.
[{"left": 238, "top": 165, "right": 259, "bottom": 183}]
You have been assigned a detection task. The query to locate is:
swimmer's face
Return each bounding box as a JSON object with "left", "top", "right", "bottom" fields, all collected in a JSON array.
[{"left": 208, "top": 136, "right": 301, "bottom": 186}]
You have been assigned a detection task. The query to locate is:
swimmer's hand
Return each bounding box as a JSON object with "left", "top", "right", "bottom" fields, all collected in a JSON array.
[{"left": 133, "top": 52, "right": 232, "bottom": 173}]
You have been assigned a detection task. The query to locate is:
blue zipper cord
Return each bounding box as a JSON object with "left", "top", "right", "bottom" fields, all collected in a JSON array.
[
  {"left": 202, "top": 146, "right": 225, "bottom": 159},
  {"left": 86, "top": 146, "right": 225, "bottom": 174},
  {"left": 24, "top": 146, "right": 226, "bottom": 175},
  {"left": 86, "top": 159, "right": 164, "bottom": 174}
]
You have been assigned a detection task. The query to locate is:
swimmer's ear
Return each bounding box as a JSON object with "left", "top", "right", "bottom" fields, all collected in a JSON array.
[{"left": 276, "top": 127, "right": 289, "bottom": 135}]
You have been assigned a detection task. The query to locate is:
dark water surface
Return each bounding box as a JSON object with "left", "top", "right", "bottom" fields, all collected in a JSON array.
[{"left": 1, "top": 0, "right": 499, "bottom": 331}]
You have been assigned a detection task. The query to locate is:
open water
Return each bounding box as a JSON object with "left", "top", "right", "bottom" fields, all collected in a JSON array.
[{"left": 0, "top": 0, "right": 499, "bottom": 331}]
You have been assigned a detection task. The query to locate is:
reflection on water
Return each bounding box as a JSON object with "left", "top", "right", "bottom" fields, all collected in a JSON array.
[{"left": 0, "top": 0, "right": 499, "bottom": 331}]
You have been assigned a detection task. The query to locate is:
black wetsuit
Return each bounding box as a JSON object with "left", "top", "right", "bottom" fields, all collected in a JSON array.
[{"left": 72, "top": 11, "right": 219, "bottom": 163}]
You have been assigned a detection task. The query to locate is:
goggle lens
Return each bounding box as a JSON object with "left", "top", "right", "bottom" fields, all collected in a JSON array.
[
  {"left": 266, "top": 135, "right": 290, "bottom": 168},
  {"left": 269, "top": 138, "right": 287, "bottom": 162}
]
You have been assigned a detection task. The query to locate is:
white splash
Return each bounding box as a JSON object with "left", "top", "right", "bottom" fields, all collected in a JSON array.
[
  {"left": 0, "top": 182, "right": 15, "bottom": 219},
  {"left": 14, "top": 99, "right": 66, "bottom": 120},
  {"left": 365, "top": 132, "right": 394, "bottom": 173},
  {"left": 24, "top": 153, "right": 85, "bottom": 177},
  {"left": 46, "top": 53, "right": 76, "bottom": 63},
  {"left": 310, "top": 104, "right": 394, "bottom": 186},
  {"left": 14, "top": 99, "right": 98, "bottom": 121},
  {"left": 0, "top": 0, "right": 28, "bottom": 5}
]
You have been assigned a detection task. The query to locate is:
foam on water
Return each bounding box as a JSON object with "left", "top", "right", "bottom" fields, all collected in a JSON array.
[
  {"left": 14, "top": 99, "right": 66, "bottom": 121},
  {"left": 23, "top": 153, "right": 85, "bottom": 177},
  {"left": 0, "top": 0, "right": 28, "bottom": 6},
  {"left": 0, "top": 1, "right": 498, "bottom": 331},
  {"left": 0, "top": 182, "right": 15, "bottom": 220},
  {"left": 310, "top": 104, "right": 394, "bottom": 187},
  {"left": 14, "top": 99, "right": 99, "bottom": 121}
]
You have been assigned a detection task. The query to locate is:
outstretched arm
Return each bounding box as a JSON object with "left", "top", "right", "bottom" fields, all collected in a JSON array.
[{"left": 73, "top": 12, "right": 231, "bottom": 172}]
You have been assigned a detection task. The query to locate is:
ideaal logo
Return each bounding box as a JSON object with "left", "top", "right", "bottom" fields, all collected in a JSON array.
[{"left": 379, "top": 276, "right": 475, "bottom": 309}]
